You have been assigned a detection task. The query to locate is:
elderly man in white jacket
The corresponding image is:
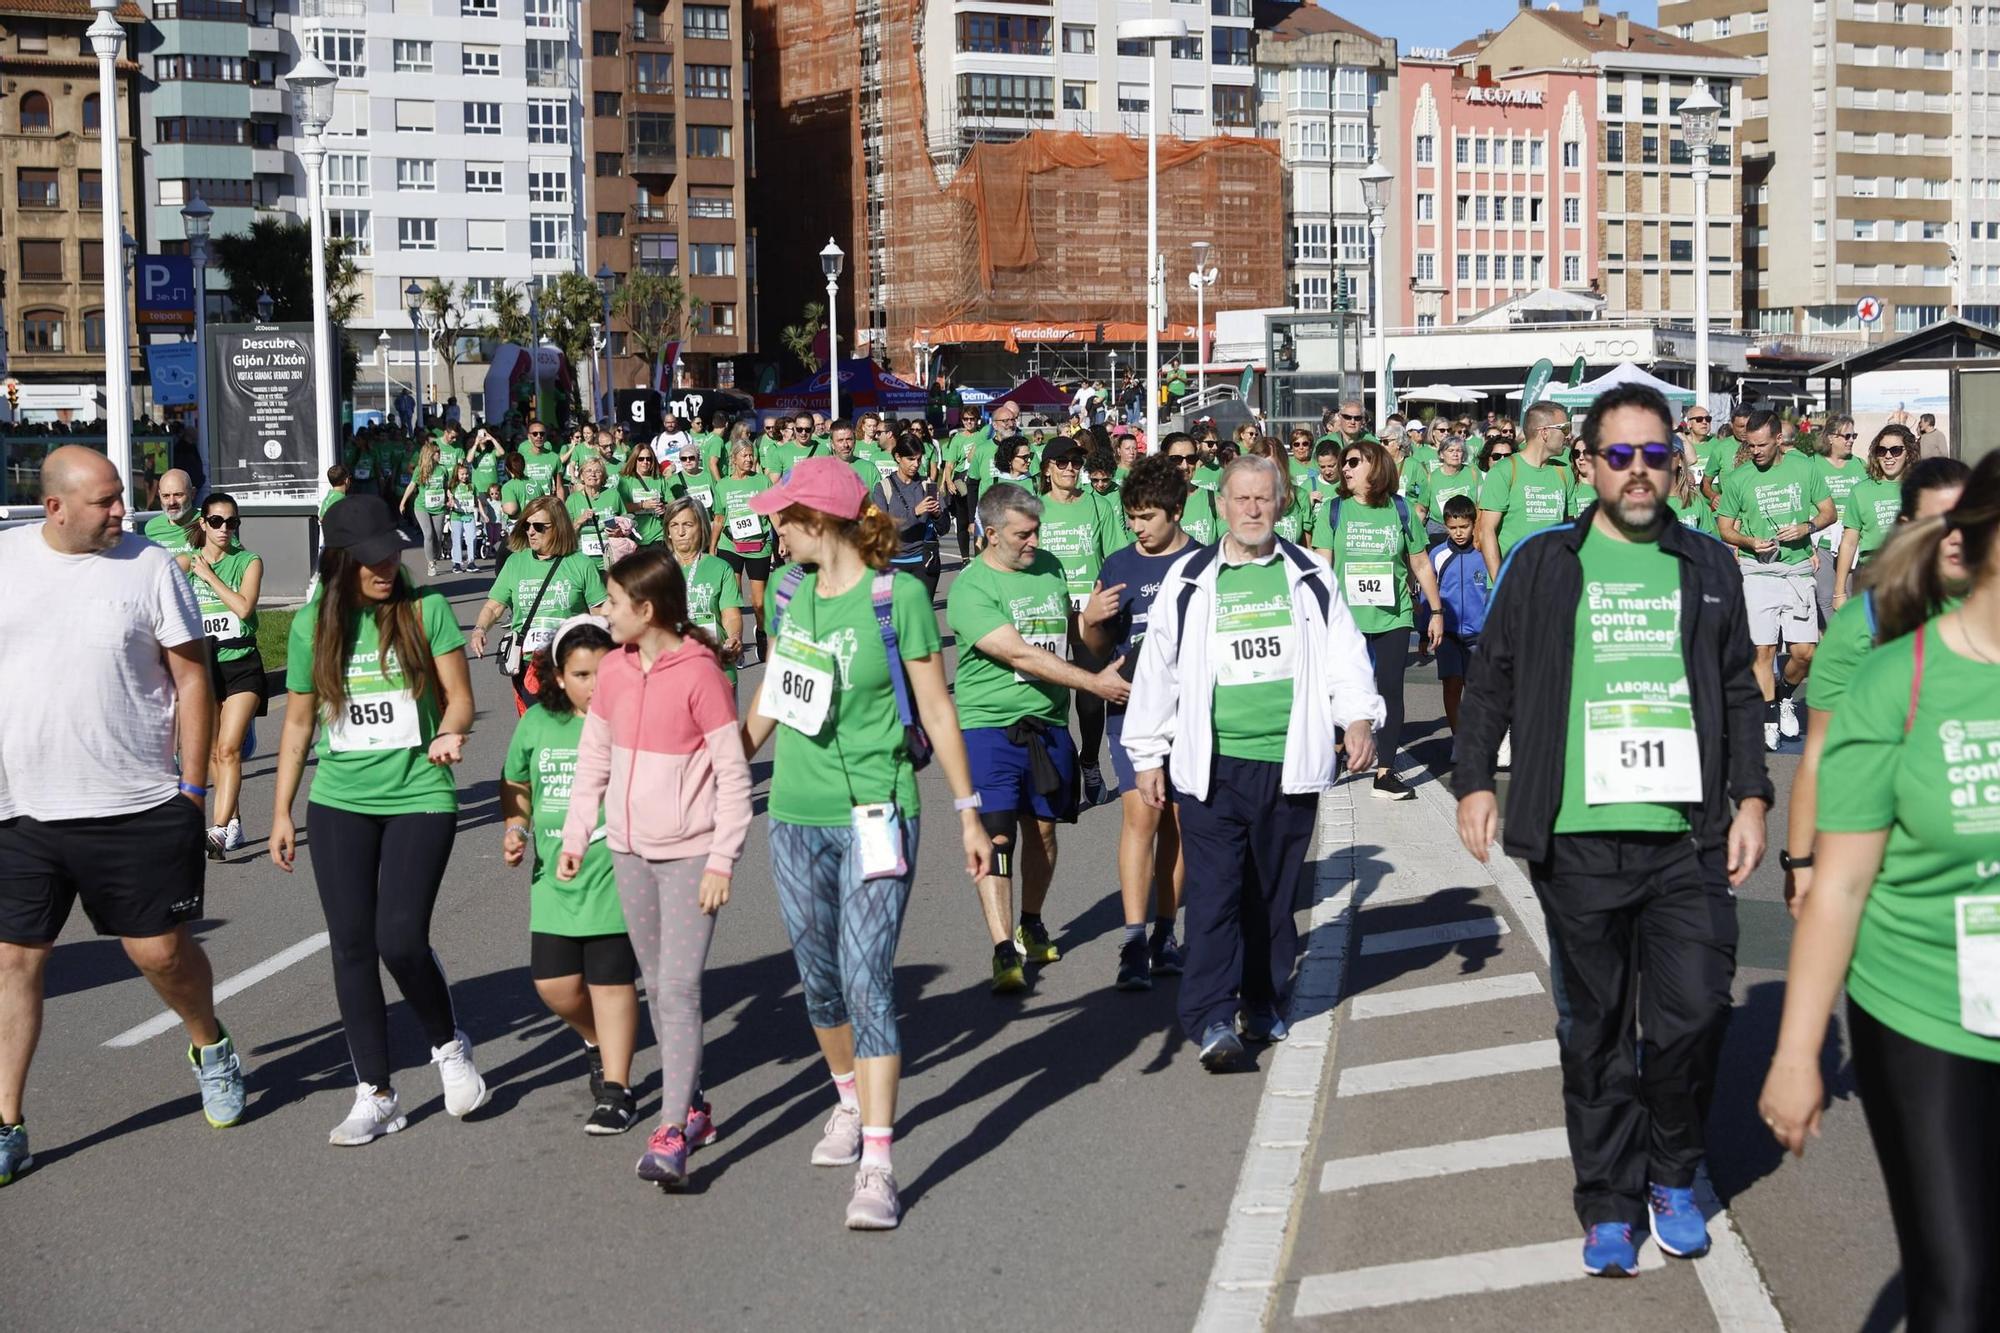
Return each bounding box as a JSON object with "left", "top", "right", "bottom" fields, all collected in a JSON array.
[{"left": 1123, "top": 455, "right": 1386, "bottom": 1072}]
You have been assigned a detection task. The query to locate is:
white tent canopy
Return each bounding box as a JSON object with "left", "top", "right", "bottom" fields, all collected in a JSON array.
[
  {"left": 1547, "top": 360, "right": 1696, "bottom": 408},
  {"left": 1399, "top": 383, "right": 1485, "bottom": 404}
]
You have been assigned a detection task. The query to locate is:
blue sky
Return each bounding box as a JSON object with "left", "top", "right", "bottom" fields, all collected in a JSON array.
[{"left": 1322, "top": 0, "right": 1661, "bottom": 49}]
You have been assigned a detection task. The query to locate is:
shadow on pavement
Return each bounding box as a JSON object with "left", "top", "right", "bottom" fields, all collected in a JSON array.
[
  {"left": 1859, "top": 1271, "right": 1907, "bottom": 1333},
  {"left": 44, "top": 918, "right": 231, "bottom": 1001},
  {"left": 1707, "top": 979, "right": 1854, "bottom": 1208}
]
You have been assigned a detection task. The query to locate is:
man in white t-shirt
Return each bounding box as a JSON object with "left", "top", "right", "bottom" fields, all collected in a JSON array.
[
  {"left": 653, "top": 412, "right": 693, "bottom": 461},
  {"left": 0, "top": 447, "right": 247, "bottom": 1183}
]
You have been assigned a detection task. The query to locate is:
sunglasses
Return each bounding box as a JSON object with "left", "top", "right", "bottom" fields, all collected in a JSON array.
[
  {"left": 1341, "top": 456, "right": 1366, "bottom": 469},
  {"left": 1592, "top": 442, "right": 1674, "bottom": 472},
  {"left": 1487, "top": 449, "right": 1515, "bottom": 461},
  {"left": 1050, "top": 459, "right": 1080, "bottom": 469},
  {"left": 1169, "top": 453, "right": 1198, "bottom": 466},
  {"left": 1543, "top": 422, "right": 1572, "bottom": 435},
  {"left": 1337, "top": 413, "right": 1365, "bottom": 423},
  {"left": 1686, "top": 415, "right": 1711, "bottom": 423},
  {"left": 1875, "top": 444, "right": 1907, "bottom": 459},
  {"left": 528, "top": 432, "right": 546, "bottom": 439},
  {"left": 525, "top": 521, "right": 553, "bottom": 533},
  {"left": 202, "top": 514, "right": 241, "bottom": 530},
  {"left": 1832, "top": 432, "right": 1858, "bottom": 440}
]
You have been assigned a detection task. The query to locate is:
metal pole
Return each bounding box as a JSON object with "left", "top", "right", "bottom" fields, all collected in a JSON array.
[
  {"left": 1370, "top": 212, "right": 1387, "bottom": 434},
  {"left": 599, "top": 292, "right": 612, "bottom": 420},
  {"left": 1145, "top": 44, "right": 1161, "bottom": 443},
  {"left": 301, "top": 135, "right": 336, "bottom": 495},
  {"left": 88, "top": 3, "right": 131, "bottom": 500},
  {"left": 1195, "top": 267, "right": 1206, "bottom": 403},
  {"left": 380, "top": 335, "right": 390, "bottom": 422},
  {"left": 192, "top": 241, "right": 210, "bottom": 486},
  {"left": 528, "top": 300, "right": 543, "bottom": 419},
  {"left": 1693, "top": 146, "right": 1711, "bottom": 414},
  {"left": 409, "top": 311, "right": 424, "bottom": 430},
  {"left": 826, "top": 274, "right": 841, "bottom": 424}
]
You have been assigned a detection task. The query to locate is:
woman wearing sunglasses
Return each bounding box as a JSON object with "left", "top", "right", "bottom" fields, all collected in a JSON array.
[
  {"left": 468, "top": 498, "right": 608, "bottom": 715},
  {"left": 178, "top": 493, "right": 264, "bottom": 861},
  {"left": 1835, "top": 424, "right": 1919, "bottom": 609},
  {"left": 619, "top": 445, "right": 678, "bottom": 547}
]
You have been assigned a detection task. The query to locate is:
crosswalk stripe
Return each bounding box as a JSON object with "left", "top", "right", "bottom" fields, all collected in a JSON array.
[
  {"left": 1357, "top": 916, "right": 1508, "bottom": 956},
  {"left": 1319, "top": 1127, "right": 1571, "bottom": 1191},
  {"left": 1350, "top": 971, "right": 1544, "bottom": 1019},
  {"left": 1291, "top": 1238, "right": 1666, "bottom": 1317},
  {"left": 1336, "top": 1039, "right": 1560, "bottom": 1096}
]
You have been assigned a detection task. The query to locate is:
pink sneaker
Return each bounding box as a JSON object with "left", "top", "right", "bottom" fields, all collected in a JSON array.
[
  {"left": 811, "top": 1104, "right": 862, "bottom": 1166},
  {"left": 845, "top": 1165, "right": 901, "bottom": 1230},
  {"left": 635, "top": 1124, "right": 687, "bottom": 1188},
  {"left": 685, "top": 1101, "right": 717, "bottom": 1151}
]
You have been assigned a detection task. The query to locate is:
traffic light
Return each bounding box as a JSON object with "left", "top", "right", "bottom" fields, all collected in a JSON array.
[{"left": 5, "top": 380, "right": 17, "bottom": 412}]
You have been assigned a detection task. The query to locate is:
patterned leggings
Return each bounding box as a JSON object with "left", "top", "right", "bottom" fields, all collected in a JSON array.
[
  {"left": 768, "top": 816, "right": 920, "bottom": 1060},
  {"left": 611, "top": 853, "right": 714, "bottom": 1122}
]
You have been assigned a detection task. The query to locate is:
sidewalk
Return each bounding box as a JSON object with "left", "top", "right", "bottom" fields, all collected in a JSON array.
[{"left": 1199, "top": 764, "right": 1786, "bottom": 1331}]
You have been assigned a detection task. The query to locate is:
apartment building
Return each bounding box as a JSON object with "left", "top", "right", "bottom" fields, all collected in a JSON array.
[
  {"left": 1252, "top": 2, "right": 1400, "bottom": 321},
  {"left": 1664, "top": 0, "right": 1967, "bottom": 335},
  {"left": 581, "top": 0, "right": 751, "bottom": 389},
  {"left": 1, "top": 0, "right": 144, "bottom": 419}
]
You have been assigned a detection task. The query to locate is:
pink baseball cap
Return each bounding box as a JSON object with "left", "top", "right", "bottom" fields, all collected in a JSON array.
[{"left": 749, "top": 454, "right": 869, "bottom": 520}]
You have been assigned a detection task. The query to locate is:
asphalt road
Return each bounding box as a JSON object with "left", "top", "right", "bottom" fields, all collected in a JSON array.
[{"left": 6, "top": 553, "right": 1899, "bottom": 1331}]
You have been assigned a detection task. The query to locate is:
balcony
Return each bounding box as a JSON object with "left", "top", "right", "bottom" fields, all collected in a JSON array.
[
  {"left": 631, "top": 199, "right": 679, "bottom": 225},
  {"left": 628, "top": 19, "right": 674, "bottom": 48},
  {"left": 248, "top": 87, "right": 284, "bottom": 115},
  {"left": 526, "top": 65, "right": 575, "bottom": 89},
  {"left": 247, "top": 24, "right": 280, "bottom": 52},
  {"left": 628, "top": 142, "right": 678, "bottom": 175},
  {"left": 251, "top": 147, "right": 286, "bottom": 175}
]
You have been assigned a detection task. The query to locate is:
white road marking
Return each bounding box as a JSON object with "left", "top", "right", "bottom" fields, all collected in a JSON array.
[
  {"left": 1357, "top": 915, "right": 1508, "bottom": 956},
  {"left": 1291, "top": 1237, "right": 1666, "bottom": 1317},
  {"left": 1319, "top": 1126, "right": 1572, "bottom": 1192},
  {"left": 103, "top": 932, "right": 330, "bottom": 1049},
  {"left": 1336, "top": 1039, "right": 1560, "bottom": 1097},
  {"left": 1350, "top": 971, "right": 1544, "bottom": 1018}
]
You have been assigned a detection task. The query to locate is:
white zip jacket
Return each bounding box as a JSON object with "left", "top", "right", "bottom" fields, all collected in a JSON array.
[{"left": 1121, "top": 537, "right": 1387, "bottom": 802}]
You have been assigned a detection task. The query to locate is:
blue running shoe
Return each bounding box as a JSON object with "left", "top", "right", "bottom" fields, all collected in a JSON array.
[
  {"left": 189, "top": 1027, "right": 246, "bottom": 1128},
  {"left": 1582, "top": 1222, "right": 1639, "bottom": 1277},
  {"left": 1198, "top": 1022, "right": 1246, "bottom": 1072},
  {"left": 1648, "top": 1183, "right": 1711, "bottom": 1258},
  {"left": 1148, "top": 931, "right": 1184, "bottom": 976},
  {"left": 1238, "top": 1009, "right": 1289, "bottom": 1043},
  {"left": 0, "top": 1123, "right": 30, "bottom": 1186}
]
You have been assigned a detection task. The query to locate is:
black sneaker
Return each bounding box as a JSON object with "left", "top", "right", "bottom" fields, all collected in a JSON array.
[
  {"left": 1371, "top": 773, "right": 1415, "bottom": 802},
  {"left": 1148, "top": 930, "right": 1185, "bottom": 976},
  {"left": 1081, "top": 764, "right": 1107, "bottom": 809},
  {"left": 1114, "top": 936, "right": 1153, "bottom": 991},
  {"left": 585, "top": 1045, "right": 606, "bottom": 1104},
  {"left": 584, "top": 1083, "right": 638, "bottom": 1136}
]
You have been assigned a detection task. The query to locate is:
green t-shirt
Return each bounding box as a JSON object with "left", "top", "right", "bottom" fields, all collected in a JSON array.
[
  {"left": 761, "top": 440, "right": 815, "bottom": 478},
  {"left": 488, "top": 550, "right": 606, "bottom": 643},
  {"left": 144, "top": 511, "right": 195, "bottom": 550},
  {"left": 760, "top": 569, "right": 941, "bottom": 826},
  {"left": 503, "top": 705, "right": 625, "bottom": 937},
  {"left": 1211, "top": 557, "right": 1293, "bottom": 763},
  {"left": 469, "top": 446, "right": 503, "bottom": 493},
  {"left": 1689, "top": 438, "right": 1734, "bottom": 489},
  {"left": 1819, "top": 622, "right": 2000, "bottom": 1063},
  {"left": 446, "top": 483, "right": 477, "bottom": 519},
  {"left": 189, "top": 547, "right": 261, "bottom": 661},
  {"left": 842, "top": 456, "right": 879, "bottom": 491},
  {"left": 1553, "top": 528, "right": 1693, "bottom": 836},
  {"left": 1667, "top": 493, "right": 1717, "bottom": 536},
  {"left": 680, "top": 553, "right": 745, "bottom": 681},
  {"left": 1315, "top": 497, "right": 1428, "bottom": 634},
  {"left": 693, "top": 432, "right": 727, "bottom": 476},
  {"left": 1422, "top": 466, "right": 1480, "bottom": 520},
  {"left": 1273, "top": 485, "right": 1314, "bottom": 544},
  {"left": 681, "top": 468, "right": 717, "bottom": 516},
  {"left": 285, "top": 588, "right": 465, "bottom": 816},
  {"left": 1719, "top": 450, "right": 1830, "bottom": 570},
  {"left": 319, "top": 490, "right": 346, "bottom": 518},
  {"left": 1813, "top": 454, "right": 1868, "bottom": 550},
  {"left": 1478, "top": 456, "right": 1574, "bottom": 557},
  {"left": 346, "top": 445, "right": 382, "bottom": 484},
  {"left": 1841, "top": 476, "right": 1904, "bottom": 557},
  {"left": 620, "top": 473, "right": 679, "bottom": 545},
  {"left": 854, "top": 442, "right": 898, "bottom": 486},
  {"left": 500, "top": 479, "right": 535, "bottom": 521},
  {"left": 1810, "top": 593, "right": 1877, "bottom": 717},
  {"left": 714, "top": 474, "right": 774, "bottom": 556},
  {"left": 519, "top": 444, "right": 563, "bottom": 498},
  {"left": 1181, "top": 487, "right": 1219, "bottom": 545},
  {"left": 417, "top": 461, "right": 450, "bottom": 514},
  {"left": 566, "top": 488, "right": 626, "bottom": 569},
  {"left": 944, "top": 550, "right": 1071, "bottom": 730},
  {"left": 1038, "top": 491, "right": 1121, "bottom": 604},
  {"left": 1191, "top": 461, "right": 1224, "bottom": 494}
]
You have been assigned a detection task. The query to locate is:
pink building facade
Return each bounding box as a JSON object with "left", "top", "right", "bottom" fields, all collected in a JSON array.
[{"left": 1396, "top": 59, "right": 1600, "bottom": 327}]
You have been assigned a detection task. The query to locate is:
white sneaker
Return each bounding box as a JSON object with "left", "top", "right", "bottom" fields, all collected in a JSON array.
[
  {"left": 426, "top": 560, "right": 438, "bottom": 577},
  {"left": 329, "top": 1083, "right": 406, "bottom": 1146},
  {"left": 223, "top": 818, "right": 245, "bottom": 851},
  {"left": 1496, "top": 731, "right": 1513, "bottom": 770},
  {"left": 431, "top": 1029, "right": 489, "bottom": 1117},
  {"left": 1778, "top": 695, "right": 1801, "bottom": 740},
  {"left": 1764, "top": 721, "right": 1781, "bottom": 752}
]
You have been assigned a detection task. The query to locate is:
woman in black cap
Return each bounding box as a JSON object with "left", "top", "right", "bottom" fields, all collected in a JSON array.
[{"left": 269, "top": 494, "right": 489, "bottom": 1146}]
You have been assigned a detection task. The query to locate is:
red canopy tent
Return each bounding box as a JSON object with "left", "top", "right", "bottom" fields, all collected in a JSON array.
[{"left": 988, "top": 375, "right": 1072, "bottom": 411}]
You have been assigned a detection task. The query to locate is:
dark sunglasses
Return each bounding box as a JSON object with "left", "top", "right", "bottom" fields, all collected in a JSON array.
[
  {"left": 1337, "top": 412, "right": 1365, "bottom": 423},
  {"left": 1486, "top": 449, "right": 1515, "bottom": 461},
  {"left": 527, "top": 431, "right": 546, "bottom": 439},
  {"left": 525, "top": 521, "right": 553, "bottom": 533},
  {"left": 202, "top": 514, "right": 241, "bottom": 530},
  {"left": 1832, "top": 431, "right": 1858, "bottom": 440},
  {"left": 1341, "top": 455, "right": 1366, "bottom": 468},
  {"left": 1169, "top": 453, "right": 1198, "bottom": 465},
  {"left": 1875, "top": 444, "right": 1907, "bottom": 459},
  {"left": 1592, "top": 442, "right": 1674, "bottom": 472},
  {"left": 1685, "top": 415, "right": 1711, "bottom": 423}
]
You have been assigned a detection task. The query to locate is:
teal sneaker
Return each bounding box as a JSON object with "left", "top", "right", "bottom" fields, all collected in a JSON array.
[
  {"left": 0, "top": 1122, "right": 30, "bottom": 1186},
  {"left": 189, "top": 1027, "right": 247, "bottom": 1128}
]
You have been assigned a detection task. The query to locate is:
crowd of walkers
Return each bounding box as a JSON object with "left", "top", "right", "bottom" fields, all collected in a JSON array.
[{"left": 0, "top": 376, "right": 1992, "bottom": 1324}]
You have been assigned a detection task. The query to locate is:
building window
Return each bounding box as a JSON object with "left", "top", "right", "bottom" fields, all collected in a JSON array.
[
  {"left": 1063, "top": 82, "right": 1091, "bottom": 112},
  {"left": 685, "top": 64, "right": 730, "bottom": 98},
  {"left": 313, "top": 29, "right": 365, "bottom": 78},
  {"left": 1562, "top": 197, "right": 1579, "bottom": 224},
  {"left": 79, "top": 170, "right": 101, "bottom": 206},
  {"left": 465, "top": 163, "right": 503, "bottom": 193},
  {"left": 523, "top": 0, "right": 562, "bottom": 28},
  {"left": 1415, "top": 193, "right": 1434, "bottom": 222},
  {"left": 396, "top": 158, "right": 436, "bottom": 192},
  {"left": 467, "top": 219, "right": 505, "bottom": 252},
  {"left": 1288, "top": 119, "right": 1328, "bottom": 161},
  {"left": 83, "top": 310, "right": 105, "bottom": 353},
  {"left": 1606, "top": 129, "right": 1624, "bottom": 161},
  {"left": 684, "top": 4, "right": 728, "bottom": 39},
  {"left": 1211, "top": 26, "right": 1251, "bottom": 66},
  {"left": 526, "top": 37, "right": 566, "bottom": 86},
  {"left": 1562, "top": 254, "right": 1581, "bottom": 283},
  {"left": 1291, "top": 68, "right": 1329, "bottom": 111},
  {"left": 463, "top": 45, "right": 501, "bottom": 76},
  {"left": 595, "top": 153, "right": 622, "bottom": 177},
  {"left": 19, "top": 91, "right": 51, "bottom": 132},
  {"left": 1456, "top": 254, "right": 1471, "bottom": 281},
  {"left": 1212, "top": 0, "right": 1251, "bottom": 13},
  {"left": 688, "top": 189, "right": 732, "bottom": 218},
  {"left": 691, "top": 242, "right": 736, "bottom": 276},
  {"left": 632, "top": 52, "right": 672, "bottom": 93},
  {"left": 461, "top": 0, "right": 497, "bottom": 15},
  {"left": 1117, "top": 83, "right": 1149, "bottom": 113},
  {"left": 637, "top": 233, "right": 679, "bottom": 276},
  {"left": 1512, "top": 196, "right": 1525, "bottom": 223},
  {"left": 394, "top": 40, "right": 433, "bottom": 73},
  {"left": 529, "top": 168, "right": 568, "bottom": 204},
  {"left": 1212, "top": 85, "right": 1250, "bottom": 127},
  {"left": 82, "top": 94, "right": 100, "bottom": 134},
  {"left": 528, "top": 98, "right": 568, "bottom": 144},
  {"left": 1335, "top": 120, "right": 1368, "bottom": 162},
  {"left": 1474, "top": 137, "right": 1488, "bottom": 165},
  {"left": 1530, "top": 140, "right": 1544, "bottom": 167},
  {"left": 592, "top": 29, "right": 620, "bottom": 56},
  {"left": 708, "top": 304, "right": 736, "bottom": 336},
  {"left": 20, "top": 239, "right": 63, "bottom": 280},
  {"left": 464, "top": 101, "right": 502, "bottom": 135},
  {"left": 1294, "top": 275, "right": 1330, "bottom": 310},
  {"left": 597, "top": 211, "right": 624, "bottom": 238},
  {"left": 1291, "top": 221, "right": 1329, "bottom": 263},
  {"left": 464, "top": 277, "right": 498, "bottom": 312},
  {"left": 1475, "top": 255, "right": 1489, "bottom": 281},
  {"left": 326, "top": 152, "right": 369, "bottom": 196},
  {"left": 328, "top": 208, "right": 370, "bottom": 255},
  {"left": 530, "top": 217, "right": 571, "bottom": 261},
  {"left": 1641, "top": 134, "right": 1659, "bottom": 164},
  {"left": 686, "top": 124, "right": 731, "bottom": 157},
  {"left": 1474, "top": 196, "right": 1488, "bottom": 223},
  {"left": 1562, "top": 140, "right": 1580, "bottom": 168},
  {"left": 22, "top": 310, "right": 63, "bottom": 352},
  {"left": 1062, "top": 24, "right": 1094, "bottom": 54},
  {"left": 1169, "top": 35, "right": 1203, "bottom": 60},
  {"left": 1669, "top": 238, "right": 1693, "bottom": 262},
  {"left": 1415, "top": 134, "right": 1434, "bottom": 165},
  {"left": 630, "top": 112, "right": 676, "bottom": 160},
  {"left": 957, "top": 14, "right": 1053, "bottom": 56},
  {"left": 958, "top": 73, "right": 1054, "bottom": 120},
  {"left": 594, "top": 92, "right": 621, "bottom": 117},
  {"left": 1455, "top": 136, "right": 1469, "bottom": 164},
  {"left": 17, "top": 168, "right": 57, "bottom": 208},
  {"left": 399, "top": 218, "right": 437, "bottom": 251},
  {"left": 396, "top": 100, "right": 437, "bottom": 133}
]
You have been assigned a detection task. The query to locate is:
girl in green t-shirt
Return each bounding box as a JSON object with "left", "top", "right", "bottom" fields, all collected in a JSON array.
[
  {"left": 501, "top": 616, "right": 644, "bottom": 1135},
  {"left": 1759, "top": 455, "right": 2000, "bottom": 1317},
  {"left": 1835, "top": 424, "right": 1919, "bottom": 603},
  {"left": 269, "top": 493, "right": 485, "bottom": 1147},
  {"left": 667, "top": 498, "right": 744, "bottom": 681},
  {"left": 398, "top": 440, "right": 450, "bottom": 577},
  {"left": 179, "top": 492, "right": 265, "bottom": 860},
  {"left": 742, "top": 460, "right": 992, "bottom": 1231},
  {"left": 445, "top": 462, "right": 480, "bottom": 573}
]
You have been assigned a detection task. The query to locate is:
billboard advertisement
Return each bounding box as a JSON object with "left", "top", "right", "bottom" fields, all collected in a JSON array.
[{"left": 207, "top": 322, "right": 317, "bottom": 491}]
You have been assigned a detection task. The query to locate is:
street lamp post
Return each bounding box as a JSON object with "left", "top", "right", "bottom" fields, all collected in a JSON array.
[
  {"left": 256, "top": 290, "right": 275, "bottom": 324},
  {"left": 404, "top": 281, "right": 424, "bottom": 431},
  {"left": 1186, "top": 240, "right": 1217, "bottom": 403},
  {"left": 181, "top": 194, "right": 213, "bottom": 485},
  {"left": 284, "top": 53, "right": 338, "bottom": 494},
  {"left": 1116, "top": 17, "right": 1186, "bottom": 444},
  {"left": 588, "top": 320, "right": 604, "bottom": 422},
  {"left": 87, "top": 0, "right": 131, "bottom": 494},
  {"left": 527, "top": 291, "right": 544, "bottom": 419},
  {"left": 820, "top": 238, "right": 844, "bottom": 423},
  {"left": 1360, "top": 156, "right": 1394, "bottom": 434},
  {"left": 1679, "top": 85, "right": 1722, "bottom": 416},
  {"left": 595, "top": 262, "right": 615, "bottom": 422},
  {"left": 376, "top": 329, "right": 391, "bottom": 424}
]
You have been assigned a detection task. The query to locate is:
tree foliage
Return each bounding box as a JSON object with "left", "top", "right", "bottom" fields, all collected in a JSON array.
[
  {"left": 537, "top": 271, "right": 606, "bottom": 374},
  {"left": 612, "top": 271, "right": 700, "bottom": 364},
  {"left": 419, "top": 279, "right": 475, "bottom": 395},
  {"left": 780, "top": 301, "right": 825, "bottom": 374},
  {"left": 488, "top": 281, "right": 532, "bottom": 350},
  {"left": 210, "top": 215, "right": 362, "bottom": 393}
]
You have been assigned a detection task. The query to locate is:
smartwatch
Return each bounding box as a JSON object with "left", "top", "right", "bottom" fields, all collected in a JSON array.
[{"left": 1778, "top": 850, "right": 1813, "bottom": 871}]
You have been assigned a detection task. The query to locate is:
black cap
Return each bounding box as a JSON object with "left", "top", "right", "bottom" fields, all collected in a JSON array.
[
  {"left": 1042, "top": 438, "right": 1086, "bottom": 466},
  {"left": 321, "top": 493, "right": 405, "bottom": 566}
]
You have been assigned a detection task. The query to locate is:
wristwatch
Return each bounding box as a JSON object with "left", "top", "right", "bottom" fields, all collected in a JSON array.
[{"left": 1778, "top": 849, "right": 1813, "bottom": 871}]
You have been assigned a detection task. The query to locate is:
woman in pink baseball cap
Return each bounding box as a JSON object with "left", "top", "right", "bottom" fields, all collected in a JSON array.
[{"left": 740, "top": 456, "right": 992, "bottom": 1232}]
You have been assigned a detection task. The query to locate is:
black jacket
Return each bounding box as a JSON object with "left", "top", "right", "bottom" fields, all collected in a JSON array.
[{"left": 1451, "top": 505, "right": 1774, "bottom": 863}]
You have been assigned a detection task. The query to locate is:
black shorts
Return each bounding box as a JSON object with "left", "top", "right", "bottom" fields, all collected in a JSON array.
[
  {"left": 209, "top": 646, "right": 270, "bottom": 716},
  {"left": 529, "top": 930, "right": 639, "bottom": 985},
  {"left": 0, "top": 796, "right": 206, "bottom": 944},
  {"left": 718, "top": 549, "right": 772, "bottom": 582}
]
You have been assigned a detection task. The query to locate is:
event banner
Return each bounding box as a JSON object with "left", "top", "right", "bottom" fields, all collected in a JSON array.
[{"left": 207, "top": 322, "right": 316, "bottom": 491}]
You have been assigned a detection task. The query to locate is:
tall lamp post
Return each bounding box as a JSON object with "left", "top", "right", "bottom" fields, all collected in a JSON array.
[
  {"left": 284, "top": 53, "right": 338, "bottom": 492},
  {"left": 1186, "top": 240, "right": 1217, "bottom": 402},
  {"left": 1359, "top": 156, "right": 1394, "bottom": 434},
  {"left": 1678, "top": 85, "right": 1722, "bottom": 416},
  {"left": 180, "top": 194, "right": 213, "bottom": 484},
  {"left": 527, "top": 291, "right": 544, "bottom": 420},
  {"left": 87, "top": 0, "right": 131, "bottom": 494},
  {"left": 820, "top": 238, "right": 844, "bottom": 423},
  {"left": 595, "top": 261, "right": 615, "bottom": 422},
  {"left": 1115, "top": 17, "right": 1186, "bottom": 443},
  {"left": 376, "top": 329, "right": 391, "bottom": 424},
  {"left": 588, "top": 320, "right": 604, "bottom": 422},
  {"left": 404, "top": 280, "right": 424, "bottom": 431}
]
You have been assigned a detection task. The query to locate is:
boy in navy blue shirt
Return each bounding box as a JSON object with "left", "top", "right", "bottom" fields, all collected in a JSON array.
[{"left": 1422, "top": 495, "right": 1490, "bottom": 734}]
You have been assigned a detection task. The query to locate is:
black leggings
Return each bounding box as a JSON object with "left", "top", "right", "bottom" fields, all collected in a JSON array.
[
  {"left": 306, "top": 804, "right": 461, "bottom": 1089},
  {"left": 1363, "top": 629, "right": 1408, "bottom": 766},
  {"left": 1849, "top": 1000, "right": 2000, "bottom": 1333},
  {"left": 1072, "top": 634, "right": 1105, "bottom": 771},
  {"left": 951, "top": 485, "right": 974, "bottom": 557}
]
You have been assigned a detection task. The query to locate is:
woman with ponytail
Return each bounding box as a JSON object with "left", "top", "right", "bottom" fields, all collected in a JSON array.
[
  {"left": 562, "top": 547, "right": 753, "bottom": 1190},
  {"left": 1761, "top": 452, "right": 2000, "bottom": 1332},
  {"left": 740, "top": 456, "right": 992, "bottom": 1231}
]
